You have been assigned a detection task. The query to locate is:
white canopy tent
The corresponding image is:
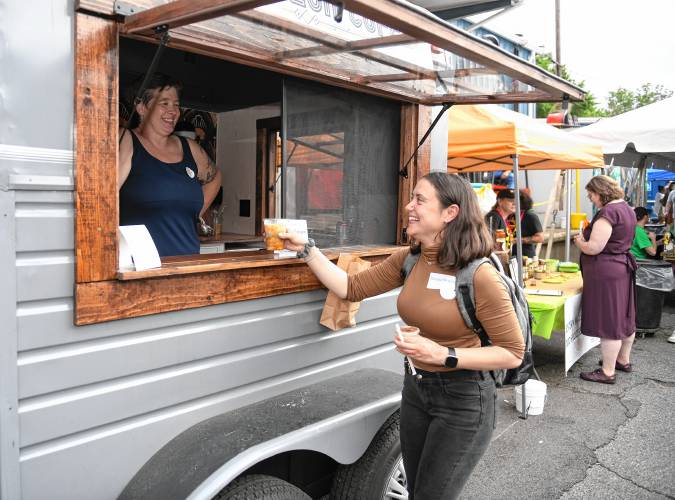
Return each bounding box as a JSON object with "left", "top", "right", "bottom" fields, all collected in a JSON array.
[{"left": 571, "top": 97, "right": 675, "bottom": 205}]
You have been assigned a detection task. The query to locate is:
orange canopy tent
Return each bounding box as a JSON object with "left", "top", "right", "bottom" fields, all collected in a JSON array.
[
  {"left": 443, "top": 104, "right": 604, "bottom": 275},
  {"left": 446, "top": 104, "right": 604, "bottom": 172}
]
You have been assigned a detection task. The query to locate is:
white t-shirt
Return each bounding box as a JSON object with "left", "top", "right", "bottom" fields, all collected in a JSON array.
[{"left": 655, "top": 192, "right": 665, "bottom": 216}]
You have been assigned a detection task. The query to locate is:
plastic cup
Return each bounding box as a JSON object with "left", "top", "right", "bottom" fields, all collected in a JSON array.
[{"left": 264, "top": 219, "right": 287, "bottom": 251}]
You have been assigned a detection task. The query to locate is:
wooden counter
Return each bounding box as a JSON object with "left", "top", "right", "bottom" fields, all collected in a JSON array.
[{"left": 117, "top": 244, "right": 401, "bottom": 280}]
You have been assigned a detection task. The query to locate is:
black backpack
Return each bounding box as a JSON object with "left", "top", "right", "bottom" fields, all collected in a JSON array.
[{"left": 401, "top": 252, "right": 533, "bottom": 387}]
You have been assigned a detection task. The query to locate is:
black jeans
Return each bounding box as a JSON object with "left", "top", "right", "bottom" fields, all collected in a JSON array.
[{"left": 400, "top": 367, "right": 496, "bottom": 500}]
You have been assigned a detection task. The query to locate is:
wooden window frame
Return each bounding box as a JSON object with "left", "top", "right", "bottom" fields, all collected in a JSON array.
[{"left": 73, "top": 13, "right": 429, "bottom": 326}]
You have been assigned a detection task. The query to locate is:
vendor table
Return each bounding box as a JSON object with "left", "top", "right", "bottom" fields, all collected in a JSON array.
[
  {"left": 526, "top": 273, "right": 583, "bottom": 340},
  {"left": 524, "top": 272, "right": 599, "bottom": 374}
]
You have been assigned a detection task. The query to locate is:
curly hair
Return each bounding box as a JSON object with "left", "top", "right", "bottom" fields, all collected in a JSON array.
[
  {"left": 519, "top": 190, "right": 534, "bottom": 212},
  {"left": 586, "top": 175, "right": 624, "bottom": 206}
]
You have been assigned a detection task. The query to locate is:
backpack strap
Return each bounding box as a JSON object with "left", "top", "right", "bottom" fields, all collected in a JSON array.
[
  {"left": 455, "top": 257, "right": 493, "bottom": 347},
  {"left": 400, "top": 251, "right": 420, "bottom": 281},
  {"left": 401, "top": 252, "right": 497, "bottom": 350}
]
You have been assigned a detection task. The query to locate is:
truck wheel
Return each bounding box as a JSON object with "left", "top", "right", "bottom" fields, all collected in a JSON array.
[
  {"left": 330, "top": 411, "right": 408, "bottom": 499},
  {"left": 215, "top": 474, "right": 311, "bottom": 500}
]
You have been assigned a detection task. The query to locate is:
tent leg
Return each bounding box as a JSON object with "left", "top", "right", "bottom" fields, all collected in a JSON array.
[
  {"left": 512, "top": 155, "right": 524, "bottom": 286},
  {"left": 637, "top": 157, "right": 647, "bottom": 206},
  {"left": 536, "top": 170, "right": 561, "bottom": 259},
  {"left": 545, "top": 173, "right": 564, "bottom": 260},
  {"left": 565, "top": 169, "right": 572, "bottom": 262}
]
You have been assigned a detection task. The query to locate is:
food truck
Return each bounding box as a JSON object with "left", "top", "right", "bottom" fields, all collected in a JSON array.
[{"left": 0, "top": 1, "right": 584, "bottom": 498}]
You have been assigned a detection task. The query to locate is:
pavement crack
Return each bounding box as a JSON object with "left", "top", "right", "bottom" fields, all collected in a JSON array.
[
  {"left": 596, "top": 463, "right": 673, "bottom": 498},
  {"left": 644, "top": 377, "right": 675, "bottom": 388},
  {"left": 556, "top": 454, "right": 599, "bottom": 498}
]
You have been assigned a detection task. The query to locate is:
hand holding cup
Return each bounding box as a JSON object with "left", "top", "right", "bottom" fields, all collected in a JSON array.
[{"left": 277, "top": 229, "right": 307, "bottom": 252}]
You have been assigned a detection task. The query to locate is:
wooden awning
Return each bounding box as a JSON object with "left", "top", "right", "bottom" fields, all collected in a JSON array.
[{"left": 77, "top": 0, "right": 584, "bottom": 105}]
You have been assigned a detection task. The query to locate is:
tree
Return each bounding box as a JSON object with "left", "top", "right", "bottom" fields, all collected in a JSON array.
[
  {"left": 604, "top": 84, "right": 673, "bottom": 116},
  {"left": 534, "top": 53, "right": 602, "bottom": 118}
]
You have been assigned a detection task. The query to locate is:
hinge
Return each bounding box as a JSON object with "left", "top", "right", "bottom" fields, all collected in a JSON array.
[{"left": 114, "top": 1, "right": 140, "bottom": 17}]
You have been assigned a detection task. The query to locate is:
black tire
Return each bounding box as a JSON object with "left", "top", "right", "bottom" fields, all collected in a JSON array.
[
  {"left": 330, "top": 411, "right": 407, "bottom": 500},
  {"left": 215, "top": 474, "right": 311, "bottom": 500}
]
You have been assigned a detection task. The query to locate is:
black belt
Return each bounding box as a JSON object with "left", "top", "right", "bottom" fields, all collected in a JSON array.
[{"left": 404, "top": 359, "right": 487, "bottom": 381}]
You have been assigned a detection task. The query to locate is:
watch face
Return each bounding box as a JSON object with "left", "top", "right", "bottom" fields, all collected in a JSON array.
[
  {"left": 444, "top": 348, "right": 458, "bottom": 368},
  {"left": 444, "top": 356, "right": 457, "bottom": 368}
]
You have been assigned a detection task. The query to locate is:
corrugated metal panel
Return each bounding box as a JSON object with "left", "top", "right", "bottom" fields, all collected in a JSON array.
[
  {"left": 15, "top": 194, "right": 75, "bottom": 252},
  {"left": 16, "top": 287, "right": 397, "bottom": 350},
  {"left": 0, "top": 147, "right": 74, "bottom": 191},
  {"left": 16, "top": 251, "right": 74, "bottom": 302},
  {"left": 11, "top": 169, "right": 76, "bottom": 303},
  {"left": 19, "top": 347, "right": 400, "bottom": 500},
  {"left": 18, "top": 291, "right": 399, "bottom": 395},
  {"left": 19, "top": 318, "right": 399, "bottom": 446},
  {"left": 0, "top": 190, "right": 21, "bottom": 499}
]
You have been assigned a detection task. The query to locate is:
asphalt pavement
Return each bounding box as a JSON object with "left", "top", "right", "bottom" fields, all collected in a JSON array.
[{"left": 461, "top": 300, "right": 675, "bottom": 499}]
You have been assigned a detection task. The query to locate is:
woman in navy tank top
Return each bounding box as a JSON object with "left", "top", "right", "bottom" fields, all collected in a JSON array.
[{"left": 118, "top": 76, "right": 222, "bottom": 257}]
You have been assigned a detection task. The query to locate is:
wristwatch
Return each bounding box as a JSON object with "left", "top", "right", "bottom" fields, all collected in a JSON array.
[
  {"left": 444, "top": 347, "right": 459, "bottom": 368},
  {"left": 296, "top": 238, "right": 316, "bottom": 259}
]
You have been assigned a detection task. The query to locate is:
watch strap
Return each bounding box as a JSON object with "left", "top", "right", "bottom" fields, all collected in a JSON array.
[{"left": 297, "top": 238, "right": 316, "bottom": 259}]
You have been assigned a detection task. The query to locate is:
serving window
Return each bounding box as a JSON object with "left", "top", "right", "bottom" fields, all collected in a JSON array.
[
  {"left": 74, "top": 0, "right": 584, "bottom": 325},
  {"left": 116, "top": 36, "right": 402, "bottom": 255}
]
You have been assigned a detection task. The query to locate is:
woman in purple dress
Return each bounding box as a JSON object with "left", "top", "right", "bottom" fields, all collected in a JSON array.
[{"left": 573, "top": 175, "right": 637, "bottom": 384}]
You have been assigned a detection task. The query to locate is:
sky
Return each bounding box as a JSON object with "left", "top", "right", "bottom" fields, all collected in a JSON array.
[{"left": 468, "top": 0, "right": 675, "bottom": 106}]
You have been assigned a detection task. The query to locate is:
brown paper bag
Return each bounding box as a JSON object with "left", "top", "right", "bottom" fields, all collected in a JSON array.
[{"left": 320, "top": 253, "right": 372, "bottom": 331}]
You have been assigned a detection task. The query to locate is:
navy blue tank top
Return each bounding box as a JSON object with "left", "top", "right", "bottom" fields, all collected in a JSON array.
[{"left": 120, "top": 132, "right": 204, "bottom": 257}]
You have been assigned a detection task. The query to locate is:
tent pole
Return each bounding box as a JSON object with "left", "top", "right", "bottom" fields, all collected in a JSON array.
[
  {"left": 575, "top": 169, "right": 581, "bottom": 212},
  {"left": 536, "top": 170, "right": 561, "bottom": 259},
  {"left": 565, "top": 169, "right": 572, "bottom": 262},
  {"left": 512, "top": 155, "right": 524, "bottom": 286},
  {"left": 637, "top": 156, "right": 647, "bottom": 206}
]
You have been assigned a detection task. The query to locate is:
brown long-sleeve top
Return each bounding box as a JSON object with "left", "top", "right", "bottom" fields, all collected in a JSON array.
[{"left": 347, "top": 246, "right": 525, "bottom": 372}]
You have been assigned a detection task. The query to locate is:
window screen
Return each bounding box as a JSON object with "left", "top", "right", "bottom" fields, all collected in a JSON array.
[{"left": 283, "top": 79, "right": 400, "bottom": 247}]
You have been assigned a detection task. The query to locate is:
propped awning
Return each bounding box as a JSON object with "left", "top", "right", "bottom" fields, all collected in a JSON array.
[
  {"left": 446, "top": 104, "right": 604, "bottom": 171},
  {"left": 77, "top": 0, "right": 583, "bottom": 105}
]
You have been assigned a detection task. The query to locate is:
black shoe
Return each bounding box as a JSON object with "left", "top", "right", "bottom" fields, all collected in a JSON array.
[{"left": 580, "top": 368, "right": 616, "bottom": 384}]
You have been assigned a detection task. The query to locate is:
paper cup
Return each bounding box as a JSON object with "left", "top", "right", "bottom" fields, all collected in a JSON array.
[{"left": 398, "top": 325, "right": 420, "bottom": 338}]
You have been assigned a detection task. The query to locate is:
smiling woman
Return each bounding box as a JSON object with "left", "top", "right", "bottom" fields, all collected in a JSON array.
[
  {"left": 118, "top": 75, "right": 222, "bottom": 257},
  {"left": 280, "top": 173, "right": 523, "bottom": 498}
]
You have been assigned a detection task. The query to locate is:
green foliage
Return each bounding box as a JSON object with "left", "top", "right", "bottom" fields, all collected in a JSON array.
[
  {"left": 604, "top": 84, "right": 673, "bottom": 116},
  {"left": 534, "top": 53, "right": 601, "bottom": 118}
]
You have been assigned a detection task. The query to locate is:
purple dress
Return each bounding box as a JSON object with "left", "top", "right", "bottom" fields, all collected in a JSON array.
[{"left": 580, "top": 201, "right": 637, "bottom": 339}]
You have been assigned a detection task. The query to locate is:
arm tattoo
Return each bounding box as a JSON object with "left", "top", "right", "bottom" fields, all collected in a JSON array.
[{"left": 199, "top": 156, "right": 217, "bottom": 185}]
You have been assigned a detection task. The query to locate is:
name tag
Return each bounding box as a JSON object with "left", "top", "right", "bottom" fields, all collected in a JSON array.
[{"left": 427, "top": 273, "right": 456, "bottom": 300}]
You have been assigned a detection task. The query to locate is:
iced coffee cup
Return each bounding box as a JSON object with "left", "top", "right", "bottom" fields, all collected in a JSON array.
[{"left": 264, "top": 219, "right": 287, "bottom": 251}]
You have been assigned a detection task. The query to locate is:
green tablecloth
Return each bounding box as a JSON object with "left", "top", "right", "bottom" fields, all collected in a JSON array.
[
  {"left": 528, "top": 296, "right": 566, "bottom": 340},
  {"left": 525, "top": 273, "right": 583, "bottom": 340}
]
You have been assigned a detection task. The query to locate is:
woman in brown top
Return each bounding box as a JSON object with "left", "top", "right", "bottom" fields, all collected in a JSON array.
[{"left": 281, "top": 173, "right": 524, "bottom": 500}]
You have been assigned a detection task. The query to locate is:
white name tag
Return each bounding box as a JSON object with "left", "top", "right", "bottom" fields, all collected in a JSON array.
[
  {"left": 427, "top": 273, "right": 456, "bottom": 300},
  {"left": 427, "top": 273, "right": 455, "bottom": 289}
]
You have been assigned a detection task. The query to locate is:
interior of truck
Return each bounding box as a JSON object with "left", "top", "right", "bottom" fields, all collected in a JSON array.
[{"left": 119, "top": 37, "right": 400, "bottom": 254}]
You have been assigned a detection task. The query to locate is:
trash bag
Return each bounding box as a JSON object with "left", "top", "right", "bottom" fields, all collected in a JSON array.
[{"left": 635, "top": 259, "right": 674, "bottom": 292}]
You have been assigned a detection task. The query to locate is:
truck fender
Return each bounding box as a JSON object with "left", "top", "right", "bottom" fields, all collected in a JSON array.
[{"left": 119, "top": 368, "right": 402, "bottom": 500}]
